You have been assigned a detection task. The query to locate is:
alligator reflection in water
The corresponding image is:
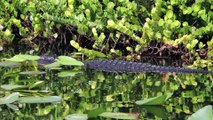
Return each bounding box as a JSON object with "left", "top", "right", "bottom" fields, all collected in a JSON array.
[{"left": 84, "top": 60, "right": 213, "bottom": 74}]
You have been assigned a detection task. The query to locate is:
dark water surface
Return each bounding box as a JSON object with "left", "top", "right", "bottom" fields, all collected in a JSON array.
[{"left": 0, "top": 65, "right": 212, "bottom": 120}]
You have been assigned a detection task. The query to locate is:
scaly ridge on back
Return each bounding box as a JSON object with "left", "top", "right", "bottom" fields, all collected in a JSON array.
[{"left": 84, "top": 60, "right": 213, "bottom": 74}]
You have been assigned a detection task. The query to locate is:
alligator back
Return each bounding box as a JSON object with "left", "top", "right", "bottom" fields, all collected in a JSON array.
[{"left": 84, "top": 60, "right": 213, "bottom": 74}]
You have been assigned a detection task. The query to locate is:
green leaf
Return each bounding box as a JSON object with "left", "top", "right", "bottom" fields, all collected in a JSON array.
[
  {"left": 15, "top": 54, "right": 40, "bottom": 61},
  {"left": 58, "top": 71, "right": 81, "bottom": 77},
  {"left": 99, "top": 112, "right": 139, "bottom": 119},
  {"left": 0, "top": 61, "right": 21, "bottom": 68},
  {"left": 17, "top": 96, "right": 62, "bottom": 103},
  {"left": 165, "top": 10, "right": 173, "bottom": 19},
  {"left": 86, "top": 107, "right": 106, "bottom": 118},
  {"left": 6, "top": 54, "right": 40, "bottom": 62},
  {"left": 28, "top": 81, "right": 44, "bottom": 89},
  {"left": 6, "top": 103, "right": 19, "bottom": 111},
  {"left": 44, "top": 61, "right": 62, "bottom": 69},
  {"left": 6, "top": 56, "right": 26, "bottom": 62},
  {"left": 0, "top": 92, "right": 19, "bottom": 105},
  {"left": 135, "top": 93, "right": 172, "bottom": 105},
  {"left": 188, "top": 105, "right": 213, "bottom": 120},
  {"left": 143, "top": 106, "right": 168, "bottom": 119},
  {"left": 56, "top": 56, "right": 84, "bottom": 66},
  {"left": 64, "top": 114, "right": 88, "bottom": 120},
  {"left": 19, "top": 71, "right": 46, "bottom": 75},
  {"left": 172, "top": 20, "right": 181, "bottom": 28},
  {"left": 1, "top": 85, "right": 25, "bottom": 90},
  {"left": 193, "top": 4, "right": 201, "bottom": 13}
]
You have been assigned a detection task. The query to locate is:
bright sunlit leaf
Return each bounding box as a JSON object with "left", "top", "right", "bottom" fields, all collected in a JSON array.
[
  {"left": 188, "top": 105, "right": 213, "bottom": 120},
  {"left": 0, "top": 92, "right": 19, "bottom": 105},
  {"left": 57, "top": 56, "right": 84, "bottom": 66}
]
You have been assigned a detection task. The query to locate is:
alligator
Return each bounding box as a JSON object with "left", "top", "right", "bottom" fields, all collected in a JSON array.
[
  {"left": 37, "top": 55, "right": 213, "bottom": 74},
  {"left": 84, "top": 60, "right": 213, "bottom": 74}
]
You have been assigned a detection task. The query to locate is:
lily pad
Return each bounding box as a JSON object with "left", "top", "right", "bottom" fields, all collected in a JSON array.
[
  {"left": 135, "top": 93, "right": 172, "bottom": 105},
  {"left": 17, "top": 96, "right": 62, "bottom": 103},
  {"left": 0, "top": 92, "right": 19, "bottom": 105},
  {"left": 188, "top": 105, "right": 213, "bottom": 120},
  {"left": 99, "top": 112, "right": 139, "bottom": 119},
  {"left": 0, "top": 61, "right": 21, "bottom": 68},
  {"left": 64, "top": 114, "right": 88, "bottom": 120},
  {"left": 56, "top": 56, "right": 84, "bottom": 66}
]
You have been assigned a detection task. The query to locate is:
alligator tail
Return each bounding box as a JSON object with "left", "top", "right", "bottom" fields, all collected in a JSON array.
[{"left": 84, "top": 60, "right": 213, "bottom": 74}]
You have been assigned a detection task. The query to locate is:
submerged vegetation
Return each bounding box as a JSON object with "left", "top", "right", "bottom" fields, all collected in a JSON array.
[{"left": 0, "top": 0, "right": 213, "bottom": 119}]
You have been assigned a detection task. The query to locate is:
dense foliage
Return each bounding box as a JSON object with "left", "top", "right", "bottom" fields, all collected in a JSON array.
[{"left": 0, "top": 0, "right": 213, "bottom": 66}]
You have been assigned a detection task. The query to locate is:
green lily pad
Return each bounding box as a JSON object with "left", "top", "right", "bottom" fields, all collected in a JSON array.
[
  {"left": 135, "top": 93, "right": 172, "bottom": 105},
  {"left": 99, "top": 112, "right": 139, "bottom": 119},
  {"left": 17, "top": 96, "right": 62, "bottom": 103},
  {"left": 188, "top": 105, "right": 213, "bottom": 120},
  {"left": 19, "top": 71, "right": 46, "bottom": 75},
  {"left": 56, "top": 56, "right": 84, "bottom": 66},
  {"left": 0, "top": 61, "right": 21, "bottom": 67},
  {"left": 64, "top": 114, "right": 88, "bottom": 120},
  {"left": 0, "top": 92, "right": 19, "bottom": 105}
]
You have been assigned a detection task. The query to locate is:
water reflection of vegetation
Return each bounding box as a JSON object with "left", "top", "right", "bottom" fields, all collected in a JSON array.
[{"left": 0, "top": 65, "right": 212, "bottom": 119}]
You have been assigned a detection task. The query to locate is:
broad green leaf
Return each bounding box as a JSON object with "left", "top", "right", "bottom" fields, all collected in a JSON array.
[
  {"left": 15, "top": 54, "right": 40, "bottom": 61},
  {"left": 6, "top": 56, "right": 26, "bottom": 62},
  {"left": 135, "top": 93, "right": 172, "bottom": 105},
  {"left": 1, "top": 85, "right": 25, "bottom": 90},
  {"left": 57, "top": 56, "right": 84, "bottom": 66},
  {"left": 44, "top": 61, "right": 62, "bottom": 69},
  {"left": 0, "top": 92, "right": 19, "bottom": 105},
  {"left": 17, "top": 96, "right": 62, "bottom": 103},
  {"left": 64, "top": 114, "right": 88, "bottom": 120},
  {"left": 188, "top": 105, "right": 213, "bottom": 120},
  {"left": 0, "top": 61, "right": 21, "bottom": 68},
  {"left": 58, "top": 71, "right": 81, "bottom": 77},
  {"left": 19, "top": 71, "right": 46, "bottom": 75},
  {"left": 99, "top": 112, "right": 139, "bottom": 119}
]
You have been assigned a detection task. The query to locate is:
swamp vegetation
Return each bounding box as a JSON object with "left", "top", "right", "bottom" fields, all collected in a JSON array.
[{"left": 0, "top": 0, "right": 213, "bottom": 120}]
